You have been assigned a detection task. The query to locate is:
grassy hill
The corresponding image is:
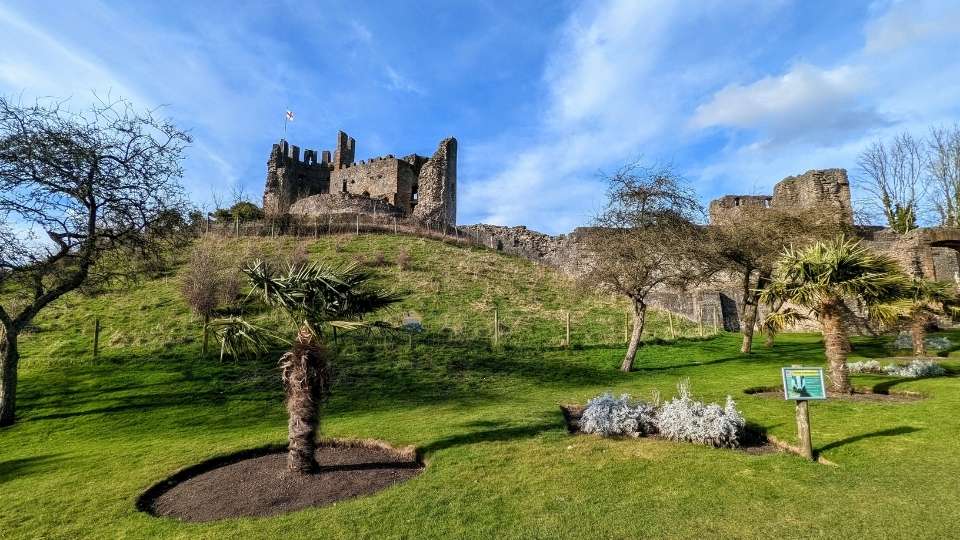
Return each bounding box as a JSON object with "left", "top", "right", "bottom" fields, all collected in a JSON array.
[{"left": 3, "top": 233, "right": 959, "bottom": 538}]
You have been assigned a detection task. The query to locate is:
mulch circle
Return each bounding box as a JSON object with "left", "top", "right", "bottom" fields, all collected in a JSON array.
[
  {"left": 139, "top": 439, "right": 423, "bottom": 522},
  {"left": 743, "top": 386, "right": 924, "bottom": 402}
]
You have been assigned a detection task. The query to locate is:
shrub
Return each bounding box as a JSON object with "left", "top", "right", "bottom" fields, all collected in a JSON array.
[
  {"left": 884, "top": 359, "right": 946, "bottom": 378},
  {"left": 396, "top": 249, "right": 412, "bottom": 270},
  {"left": 370, "top": 251, "right": 388, "bottom": 267},
  {"left": 848, "top": 360, "right": 884, "bottom": 374},
  {"left": 655, "top": 381, "right": 745, "bottom": 448},
  {"left": 289, "top": 242, "right": 309, "bottom": 267},
  {"left": 579, "top": 392, "right": 657, "bottom": 437},
  {"left": 891, "top": 332, "right": 952, "bottom": 351}
]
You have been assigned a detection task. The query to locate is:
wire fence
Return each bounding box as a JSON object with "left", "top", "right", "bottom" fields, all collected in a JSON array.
[{"left": 199, "top": 212, "right": 498, "bottom": 250}]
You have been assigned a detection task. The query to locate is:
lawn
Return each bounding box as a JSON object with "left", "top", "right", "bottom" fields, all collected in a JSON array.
[{"left": 1, "top": 234, "right": 958, "bottom": 539}]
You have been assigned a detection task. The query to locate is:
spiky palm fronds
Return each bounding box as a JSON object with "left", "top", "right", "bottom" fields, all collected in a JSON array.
[
  {"left": 759, "top": 306, "right": 808, "bottom": 337},
  {"left": 759, "top": 235, "right": 911, "bottom": 313},
  {"left": 209, "top": 317, "right": 284, "bottom": 362},
  {"left": 243, "top": 258, "right": 402, "bottom": 330}
]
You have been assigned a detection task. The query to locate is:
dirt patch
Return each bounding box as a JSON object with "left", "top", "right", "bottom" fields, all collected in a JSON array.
[
  {"left": 559, "top": 404, "right": 780, "bottom": 455},
  {"left": 743, "top": 386, "right": 924, "bottom": 402},
  {"left": 140, "top": 439, "right": 422, "bottom": 522}
]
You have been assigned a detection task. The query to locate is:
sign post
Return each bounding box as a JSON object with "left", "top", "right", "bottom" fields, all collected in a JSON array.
[{"left": 781, "top": 366, "right": 826, "bottom": 461}]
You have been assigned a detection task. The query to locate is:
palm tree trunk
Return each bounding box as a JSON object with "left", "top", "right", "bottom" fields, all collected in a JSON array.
[
  {"left": 820, "top": 298, "right": 852, "bottom": 394},
  {"left": 282, "top": 325, "right": 329, "bottom": 474},
  {"left": 621, "top": 299, "right": 646, "bottom": 372},
  {"left": 911, "top": 315, "right": 928, "bottom": 357},
  {"left": 0, "top": 328, "right": 19, "bottom": 427}
]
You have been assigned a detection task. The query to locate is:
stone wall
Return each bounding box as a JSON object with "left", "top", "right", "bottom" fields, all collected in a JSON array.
[
  {"left": 288, "top": 192, "right": 404, "bottom": 217},
  {"left": 263, "top": 131, "right": 457, "bottom": 226},
  {"left": 709, "top": 169, "right": 853, "bottom": 226},
  {"left": 412, "top": 138, "right": 457, "bottom": 226}
]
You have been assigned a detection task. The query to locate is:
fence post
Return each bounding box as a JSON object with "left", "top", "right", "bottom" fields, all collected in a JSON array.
[
  {"left": 698, "top": 306, "right": 704, "bottom": 337},
  {"left": 93, "top": 318, "right": 101, "bottom": 360},
  {"left": 493, "top": 309, "right": 499, "bottom": 347},
  {"left": 668, "top": 311, "right": 676, "bottom": 340},
  {"left": 234, "top": 215, "right": 239, "bottom": 236},
  {"left": 565, "top": 310, "right": 571, "bottom": 349},
  {"left": 713, "top": 306, "right": 719, "bottom": 334},
  {"left": 356, "top": 213, "right": 360, "bottom": 236},
  {"left": 394, "top": 217, "right": 398, "bottom": 234}
]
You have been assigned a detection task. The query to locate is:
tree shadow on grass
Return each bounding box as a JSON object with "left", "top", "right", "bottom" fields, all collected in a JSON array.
[
  {"left": 871, "top": 373, "right": 957, "bottom": 395},
  {"left": 0, "top": 454, "right": 66, "bottom": 483},
  {"left": 817, "top": 426, "right": 921, "bottom": 454},
  {"left": 419, "top": 418, "right": 559, "bottom": 455}
]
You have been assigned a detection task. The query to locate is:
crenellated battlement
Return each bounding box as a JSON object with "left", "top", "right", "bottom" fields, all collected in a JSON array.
[{"left": 264, "top": 130, "right": 457, "bottom": 225}]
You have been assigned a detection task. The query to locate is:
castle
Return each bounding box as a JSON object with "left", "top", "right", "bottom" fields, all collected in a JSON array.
[{"left": 263, "top": 131, "right": 457, "bottom": 226}]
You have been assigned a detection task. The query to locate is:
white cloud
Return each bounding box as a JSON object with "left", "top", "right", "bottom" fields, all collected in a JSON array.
[
  {"left": 691, "top": 64, "right": 888, "bottom": 145},
  {"left": 864, "top": 0, "right": 960, "bottom": 53}
]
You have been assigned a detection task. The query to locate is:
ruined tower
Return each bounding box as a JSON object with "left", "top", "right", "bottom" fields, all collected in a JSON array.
[
  {"left": 412, "top": 137, "right": 457, "bottom": 226},
  {"left": 263, "top": 131, "right": 457, "bottom": 226}
]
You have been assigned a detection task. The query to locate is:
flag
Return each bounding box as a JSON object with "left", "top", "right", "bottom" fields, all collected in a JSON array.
[{"left": 285, "top": 110, "right": 295, "bottom": 122}]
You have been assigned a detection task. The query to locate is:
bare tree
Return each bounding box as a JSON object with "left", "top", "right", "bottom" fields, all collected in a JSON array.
[
  {"left": 927, "top": 124, "right": 960, "bottom": 227},
  {"left": 583, "top": 162, "right": 705, "bottom": 372},
  {"left": 0, "top": 95, "right": 190, "bottom": 426},
  {"left": 707, "top": 205, "right": 842, "bottom": 353},
  {"left": 178, "top": 237, "right": 241, "bottom": 357},
  {"left": 857, "top": 133, "right": 926, "bottom": 233}
]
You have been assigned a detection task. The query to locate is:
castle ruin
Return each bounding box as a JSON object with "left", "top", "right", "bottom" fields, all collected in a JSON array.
[{"left": 263, "top": 131, "right": 457, "bottom": 226}]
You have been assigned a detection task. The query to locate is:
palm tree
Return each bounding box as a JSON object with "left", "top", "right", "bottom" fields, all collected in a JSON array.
[
  {"left": 216, "top": 259, "right": 400, "bottom": 473},
  {"left": 760, "top": 236, "right": 910, "bottom": 394},
  {"left": 898, "top": 279, "right": 958, "bottom": 357}
]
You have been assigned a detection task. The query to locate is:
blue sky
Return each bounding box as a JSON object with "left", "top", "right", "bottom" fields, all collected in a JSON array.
[{"left": 2, "top": 0, "right": 959, "bottom": 234}]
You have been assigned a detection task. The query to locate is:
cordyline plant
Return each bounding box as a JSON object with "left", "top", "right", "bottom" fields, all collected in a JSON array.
[
  {"left": 896, "top": 279, "right": 959, "bottom": 357},
  {"left": 760, "top": 236, "right": 911, "bottom": 394},
  {"left": 214, "top": 258, "right": 401, "bottom": 473}
]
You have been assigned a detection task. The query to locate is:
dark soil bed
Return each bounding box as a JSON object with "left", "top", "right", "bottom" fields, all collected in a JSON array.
[
  {"left": 140, "top": 439, "right": 423, "bottom": 522},
  {"left": 559, "top": 404, "right": 779, "bottom": 455},
  {"left": 743, "top": 386, "right": 924, "bottom": 402}
]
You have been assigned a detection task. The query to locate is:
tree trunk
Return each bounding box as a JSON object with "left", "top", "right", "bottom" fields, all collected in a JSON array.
[
  {"left": 740, "top": 272, "right": 765, "bottom": 354},
  {"left": 201, "top": 314, "right": 210, "bottom": 358},
  {"left": 911, "top": 315, "right": 928, "bottom": 357},
  {"left": 282, "top": 326, "right": 330, "bottom": 474},
  {"left": 0, "top": 328, "right": 19, "bottom": 427},
  {"left": 820, "top": 299, "right": 852, "bottom": 394},
  {"left": 621, "top": 299, "right": 646, "bottom": 372}
]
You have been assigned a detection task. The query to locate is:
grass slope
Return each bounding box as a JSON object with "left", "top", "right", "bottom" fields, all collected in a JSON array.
[{"left": 2, "top": 234, "right": 959, "bottom": 539}]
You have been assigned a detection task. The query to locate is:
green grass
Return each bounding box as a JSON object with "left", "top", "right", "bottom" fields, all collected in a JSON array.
[{"left": 2, "top": 234, "right": 959, "bottom": 539}]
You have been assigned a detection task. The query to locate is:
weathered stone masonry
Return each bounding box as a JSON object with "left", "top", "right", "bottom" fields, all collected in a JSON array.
[{"left": 263, "top": 131, "right": 457, "bottom": 226}]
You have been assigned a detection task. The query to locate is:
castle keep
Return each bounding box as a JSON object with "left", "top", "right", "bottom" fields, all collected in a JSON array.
[{"left": 263, "top": 131, "right": 457, "bottom": 226}]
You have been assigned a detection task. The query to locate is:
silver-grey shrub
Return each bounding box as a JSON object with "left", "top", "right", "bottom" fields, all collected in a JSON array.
[
  {"left": 655, "top": 381, "right": 745, "bottom": 448},
  {"left": 579, "top": 392, "right": 657, "bottom": 437},
  {"left": 891, "top": 333, "right": 952, "bottom": 351},
  {"left": 847, "top": 360, "right": 884, "bottom": 374},
  {"left": 884, "top": 359, "right": 946, "bottom": 378}
]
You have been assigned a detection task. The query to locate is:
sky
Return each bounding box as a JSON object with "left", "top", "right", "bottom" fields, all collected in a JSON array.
[{"left": 2, "top": 0, "right": 959, "bottom": 234}]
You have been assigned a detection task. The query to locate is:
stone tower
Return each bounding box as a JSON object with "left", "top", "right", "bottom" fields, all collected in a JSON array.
[{"left": 412, "top": 137, "right": 457, "bottom": 226}]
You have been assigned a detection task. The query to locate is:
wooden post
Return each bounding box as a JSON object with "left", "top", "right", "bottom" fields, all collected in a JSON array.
[
  {"left": 698, "top": 306, "right": 704, "bottom": 337},
  {"left": 93, "top": 318, "right": 101, "bottom": 360},
  {"left": 394, "top": 217, "right": 398, "bottom": 234},
  {"left": 234, "top": 214, "right": 239, "bottom": 236},
  {"left": 565, "top": 310, "right": 571, "bottom": 349},
  {"left": 796, "top": 399, "right": 814, "bottom": 461},
  {"left": 713, "top": 306, "right": 719, "bottom": 334},
  {"left": 493, "top": 309, "right": 499, "bottom": 347},
  {"left": 314, "top": 216, "right": 318, "bottom": 238},
  {"left": 668, "top": 311, "right": 676, "bottom": 340},
  {"left": 356, "top": 213, "right": 360, "bottom": 235}
]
